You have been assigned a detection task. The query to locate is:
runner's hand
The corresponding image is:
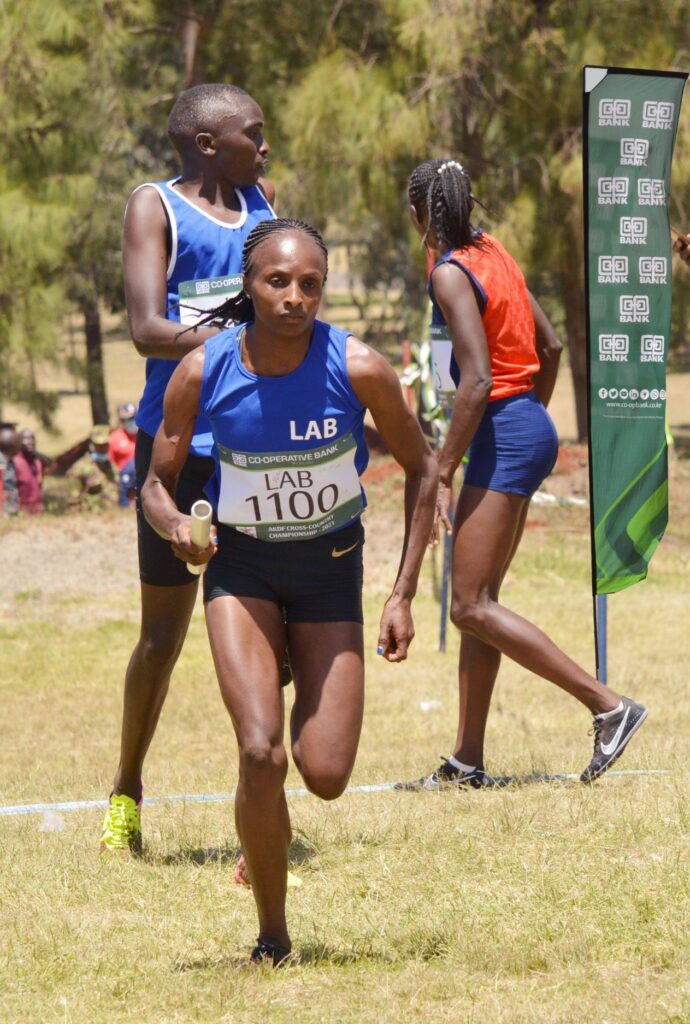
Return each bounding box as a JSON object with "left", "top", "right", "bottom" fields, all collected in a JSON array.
[
  {"left": 377, "top": 596, "right": 414, "bottom": 662},
  {"left": 429, "top": 481, "right": 453, "bottom": 548},
  {"left": 170, "top": 517, "right": 218, "bottom": 566}
]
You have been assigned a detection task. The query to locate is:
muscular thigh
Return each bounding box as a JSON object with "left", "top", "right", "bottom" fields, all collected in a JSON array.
[
  {"left": 453, "top": 485, "right": 528, "bottom": 601},
  {"left": 288, "top": 621, "right": 364, "bottom": 771},
  {"left": 205, "top": 595, "right": 286, "bottom": 746}
]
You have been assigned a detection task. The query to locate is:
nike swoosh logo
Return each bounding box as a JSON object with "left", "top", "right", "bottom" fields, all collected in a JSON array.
[
  {"left": 331, "top": 542, "right": 358, "bottom": 558},
  {"left": 600, "top": 707, "right": 630, "bottom": 755}
]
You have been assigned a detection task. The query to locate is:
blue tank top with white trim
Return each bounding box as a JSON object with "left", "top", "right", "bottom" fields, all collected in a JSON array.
[
  {"left": 200, "top": 320, "right": 369, "bottom": 542},
  {"left": 133, "top": 179, "right": 275, "bottom": 456}
]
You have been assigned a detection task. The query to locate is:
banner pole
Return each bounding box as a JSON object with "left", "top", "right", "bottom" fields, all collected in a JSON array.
[
  {"left": 438, "top": 486, "right": 453, "bottom": 653},
  {"left": 596, "top": 594, "right": 608, "bottom": 683},
  {"left": 582, "top": 68, "right": 600, "bottom": 673}
]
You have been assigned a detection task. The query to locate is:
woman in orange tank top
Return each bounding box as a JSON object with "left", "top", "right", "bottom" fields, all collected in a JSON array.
[{"left": 396, "top": 159, "right": 647, "bottom": 790}]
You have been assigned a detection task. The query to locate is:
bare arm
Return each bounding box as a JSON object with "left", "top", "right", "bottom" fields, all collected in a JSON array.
[
  {"left": 529, "top": 292, "right": 562, "bottom": 408},
  {"left": 122, "top": 186, "right": 222, "bottom": 361},
  {"left": 433, "top": 261, "right": 493, "bottom": 487},
  {"left": 141, "top": 348, "right": 216, "bottom": 567},
  {"left": 348, "top": 338, "right": 438, "bottom": 662}
]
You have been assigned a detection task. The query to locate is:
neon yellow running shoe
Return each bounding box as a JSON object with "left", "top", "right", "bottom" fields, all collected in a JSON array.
[{"left": 99, "top": 793, "right": 142, "bottom": 855}]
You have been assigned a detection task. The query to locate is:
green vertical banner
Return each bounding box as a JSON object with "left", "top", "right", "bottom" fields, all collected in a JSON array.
[{"left": 584, "top": 66, "right": 687, "bottom": 595}]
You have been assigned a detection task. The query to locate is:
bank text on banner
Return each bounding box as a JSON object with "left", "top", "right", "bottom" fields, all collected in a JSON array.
[{"left": 583, "top": 66, "right": 687, "bottom": 596}]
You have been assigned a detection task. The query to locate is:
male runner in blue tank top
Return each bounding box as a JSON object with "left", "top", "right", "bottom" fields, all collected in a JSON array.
[
  {"left": 141, "top": 218, "right": 438, "bottom": 965},
  {"left": 100, "top": 84, "right": 275, "bottom": 853}
]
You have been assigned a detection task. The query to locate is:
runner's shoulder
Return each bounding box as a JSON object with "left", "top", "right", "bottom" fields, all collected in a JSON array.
[
  {"left": 124, "top": 183, "right": 167, "bottom": 228},
  {"left": 346, "top": 334, "right": 395, "bottom": 383}
]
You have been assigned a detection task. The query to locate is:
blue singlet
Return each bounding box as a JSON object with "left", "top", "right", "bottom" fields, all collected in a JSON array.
[
  {"left": 133, "top": 179, "right": 275, "bottom": 456},
  {"left": 200, "top": 320, "right": 369, "bottom": 543}
]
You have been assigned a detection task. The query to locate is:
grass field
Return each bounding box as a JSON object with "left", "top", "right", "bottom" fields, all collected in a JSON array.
[{"left": 2, "top": 428, "right": 690, "bottom": 1021}]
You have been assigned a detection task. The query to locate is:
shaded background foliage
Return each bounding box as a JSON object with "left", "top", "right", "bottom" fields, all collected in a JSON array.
[{"left": 0, "top": 0, "right": 688, "bottom": 437}]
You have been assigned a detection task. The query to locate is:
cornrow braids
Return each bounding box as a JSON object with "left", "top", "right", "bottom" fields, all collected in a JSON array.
[
  {"left": 408, "top": 159, "right": 478, "bottom": 252},
  {"left": 176, "top": 218, "right": 329, "bottom": 337}
]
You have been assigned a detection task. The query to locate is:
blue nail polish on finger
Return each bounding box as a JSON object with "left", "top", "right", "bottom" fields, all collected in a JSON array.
[{"left": 377, "top": 646, "right": 384, "bottom": 655}]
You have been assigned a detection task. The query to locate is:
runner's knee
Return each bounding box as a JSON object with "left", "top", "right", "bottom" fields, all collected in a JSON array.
[
  {"left": 135, "top": 630, "right": 185, "bottom": 677},
  {"left": 296, "top": 759, "right": 351, "bottom": 801},
  {"left": 450, "top": 595, "right": 492, "bottom": 638},
  {"left": 239, "top": 739, "right": 288, "bottom": 791}
]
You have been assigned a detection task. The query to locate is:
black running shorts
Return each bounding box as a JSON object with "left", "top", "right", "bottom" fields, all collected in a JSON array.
[
  {"left": 203, "top": 518, "right": 365, "bottom": 623},
  {"left": 135, "top": 429, "right": 215, "bottom": 587}
]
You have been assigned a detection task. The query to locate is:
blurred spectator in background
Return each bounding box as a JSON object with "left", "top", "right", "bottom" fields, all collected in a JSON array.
[
  {"left": 109, "top": 403, "right": 138, "bottom": 471},
  {"left": 109, "top": 403, "right": 138, "bottom": 509},
  {"left": 69, "top": 425, "right": 120, "bottom": 510},
  {"left": 118, "top": 457, "right": 136, "bottom": 509},
  {"left": 13, "top": 429, "right": 44, "bottom": 515},
  {"left": 673, "top": 230, "right": 689, "bottom": 267},
  {"left": 0, "top": 423, "right": 20, "bottom": 516}
]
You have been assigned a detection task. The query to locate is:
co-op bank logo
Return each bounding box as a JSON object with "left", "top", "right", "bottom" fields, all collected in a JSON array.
[
  {"left": 638, "top": 179, "right": 666, "bottom": 206},
  {"left": 597, "top": 177, "right": 628, "bottom": 205},
  {"left": 598, "top": 98, "right": 631, "bottom": 126},
  {"left": 619, "top": 295, "right": 650, "bottom": 323},
  {"left": 598, "top": 256, "right": 628, "bottom": 284},
  {"left": 619, "top": 217, "right": 647, "bottom": 245},
  {"left": 598, "top": 334, "right": 629, "bottom": 362},
  {"left": 620, "top": 138, "right": 649, "bottom": 166},
  {"left": 642, "top": 101, "right": 674, "bottom": 130},
  {"left": 639, "top": 257, "right": 667, "bottom": 284}
]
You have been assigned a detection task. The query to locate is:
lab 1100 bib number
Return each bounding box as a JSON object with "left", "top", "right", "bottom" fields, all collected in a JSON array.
[
  {"left": 244, "top": 469, "right": 339, "bottom": 522},
  {"left": 217, "top": 433, "right": 364, "bottom": 541}
]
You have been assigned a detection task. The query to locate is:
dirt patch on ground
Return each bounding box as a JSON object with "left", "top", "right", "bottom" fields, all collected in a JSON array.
[
  {"left": 2, "top": 442, "right": 689, "bottom": 618},
  {"left": 0, "top": 511, "right": 138, "bottom": 622}
]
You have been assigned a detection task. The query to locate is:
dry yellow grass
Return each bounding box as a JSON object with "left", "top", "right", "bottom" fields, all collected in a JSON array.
[{"left": 2, "top": 447, "right": 690, "bottom": 1022}]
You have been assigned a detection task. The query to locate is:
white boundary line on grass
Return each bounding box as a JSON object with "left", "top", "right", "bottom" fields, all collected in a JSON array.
[{"left": 0, "top": 770, "right": 671, "bottom": 818}]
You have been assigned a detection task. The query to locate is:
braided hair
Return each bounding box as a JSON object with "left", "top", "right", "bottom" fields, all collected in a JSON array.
[
  {"left": 408, "top": 159, "right": 478, "bottom": 252},
  {"left": 177, "top": 218, "right": 329, "bottom": 334}
]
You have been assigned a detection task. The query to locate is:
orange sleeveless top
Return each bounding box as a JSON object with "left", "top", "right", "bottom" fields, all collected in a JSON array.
[{"left": 430, "top": 233, "right": 539, "bottom": 401}]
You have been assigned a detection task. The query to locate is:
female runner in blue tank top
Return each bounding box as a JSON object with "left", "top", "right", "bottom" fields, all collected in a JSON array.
[{"left": 142, "top": 218, "right": 438, "bottom": 966}]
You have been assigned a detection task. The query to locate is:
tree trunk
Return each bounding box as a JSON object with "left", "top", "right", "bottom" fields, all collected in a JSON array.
[
  {"left": 83, "top": 300, "right": 109, "bottom": 426},
  {"left": 180, "top": 3, "right": 203, "bottom": 86},
  {"left": 559, "top": 224, "right": 589, "bottom": 442},
  {"left": 178, "top": 1, "right": 224, "bottom": 87}
]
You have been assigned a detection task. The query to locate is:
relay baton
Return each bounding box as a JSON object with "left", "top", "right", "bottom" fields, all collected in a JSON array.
[{"left": 187, "top": 499, "right": 213, "bottom": 576}]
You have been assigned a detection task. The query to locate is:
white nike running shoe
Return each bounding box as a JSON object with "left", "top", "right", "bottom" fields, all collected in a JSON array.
[{"left": 580, "top": 696, "right": 648, "bottom": 783}]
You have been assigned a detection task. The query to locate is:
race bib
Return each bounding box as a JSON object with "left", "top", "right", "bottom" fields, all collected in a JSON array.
[
  {"left": 430, "top": 324, "right": 457, "bottom": 409},
  {"left": 178, "top": 273, "right": 242, "bottom": 326},
  {"left": 217, "top": 433, "right": 364, "bottom": 542}
]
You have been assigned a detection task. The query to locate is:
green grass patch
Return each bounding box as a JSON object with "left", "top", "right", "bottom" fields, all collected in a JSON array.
[{"left": 2, "top": 470, "right": 690, "bottom": 1022}]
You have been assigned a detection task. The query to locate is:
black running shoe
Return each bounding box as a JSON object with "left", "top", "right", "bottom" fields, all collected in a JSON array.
[
  {"left": 394, "top": 757, "right": 510, "bottom": 791},
  {"left": 250, "top": 938, "right": 291, "bottom": 967},
  {"left": 580, "top": 696, "right": 648, "bottom": 784}
]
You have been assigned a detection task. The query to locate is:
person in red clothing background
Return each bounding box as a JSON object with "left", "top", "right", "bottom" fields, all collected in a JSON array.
[
  {"left": 396, "top": 158, "right": 647, "bottom": 791},
  {"left": 13, "top": 429, "right": 44, "bottom": 514},
  {"left": 108, "top": 403, "right": 138, "bottom": 472}
]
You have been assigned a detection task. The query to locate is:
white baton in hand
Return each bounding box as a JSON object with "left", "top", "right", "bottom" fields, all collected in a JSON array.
[{"left": 187, "top": 499, "right": 213, "bottom": 576}]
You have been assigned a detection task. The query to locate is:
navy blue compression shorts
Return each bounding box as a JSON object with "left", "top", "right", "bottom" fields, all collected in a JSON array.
[
  {"left": 204, "top": 518, "right": 364, "bottom": 623},
  {"left": 464, "top": 390, "right": 559, "bottom": 498}
]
